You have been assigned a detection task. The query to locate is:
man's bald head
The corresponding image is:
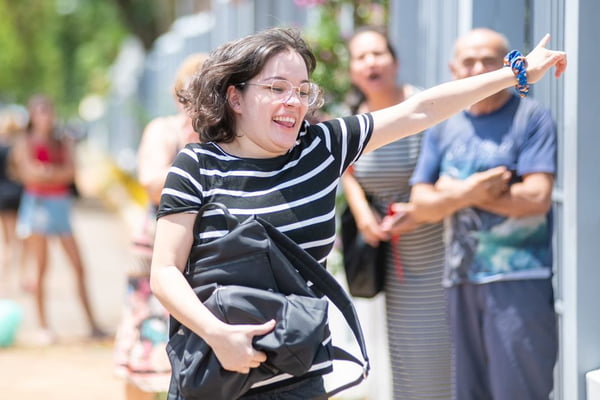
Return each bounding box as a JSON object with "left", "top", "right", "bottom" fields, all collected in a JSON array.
[{"left": 450, "top": 28, "right": 510, "bottom": 80}]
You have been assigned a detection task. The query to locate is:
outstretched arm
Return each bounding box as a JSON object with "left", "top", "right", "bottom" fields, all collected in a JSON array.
[{"left": 366, "top": 34, "right": 567, "bottom": 153}]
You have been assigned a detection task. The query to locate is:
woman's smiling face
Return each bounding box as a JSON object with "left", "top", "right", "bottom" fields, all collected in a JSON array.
[{"left": 226, "top": 50, "right": 311, "bottom": 158}]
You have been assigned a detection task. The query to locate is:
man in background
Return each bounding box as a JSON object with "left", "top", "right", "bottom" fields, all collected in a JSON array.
[{"left": 410, "top": 28, "right": 558, "bottom": 400}]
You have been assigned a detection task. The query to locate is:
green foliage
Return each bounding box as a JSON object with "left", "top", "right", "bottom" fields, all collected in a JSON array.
[
  {"left": 303, "top": 4, "right": 350, "bottom": 114},
  {"left": 302, "top": 0, "right": 389, "bottom": 114},
  {"left": 0, "top": 0, "right": 389, "bottom": 118},
  {"left": 0, "top": 0, "right": 128, "bottom": 116}
]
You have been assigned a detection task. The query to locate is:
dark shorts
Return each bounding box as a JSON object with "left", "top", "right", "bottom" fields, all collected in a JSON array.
[
  {"left": 0, "top": 181, "right": 22, "bottom": 211},
  {"left": 240, "top": 376, "right": 326, "bottom": 400},
  {"left": 447, "top": 279, "right": 558, "bottom": 400}
]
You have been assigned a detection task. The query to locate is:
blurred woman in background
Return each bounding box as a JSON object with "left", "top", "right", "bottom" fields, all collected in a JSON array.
[
  {"left": 113, "top": 53, "right": 208, "bottom": 400},
  {"left": 12, "top": 94, "right": 105, "bottom": 344}
]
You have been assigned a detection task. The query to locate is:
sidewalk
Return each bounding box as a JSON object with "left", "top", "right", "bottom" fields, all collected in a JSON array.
[{"left": 0, "top": 197, "right": 130, "bottom": 400}]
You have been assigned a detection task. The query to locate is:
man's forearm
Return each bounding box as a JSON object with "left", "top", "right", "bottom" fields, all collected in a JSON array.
[
  {"left": 475, "top": 182, "right": 553, "bottom": 217},
  {"left": 411, "top": 182, "right": 473, "bottom": 223}
]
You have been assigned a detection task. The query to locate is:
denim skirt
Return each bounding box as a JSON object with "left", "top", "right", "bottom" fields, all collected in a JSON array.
[{"left": 16, "top": 192, "right": 73, "bottom": 237}]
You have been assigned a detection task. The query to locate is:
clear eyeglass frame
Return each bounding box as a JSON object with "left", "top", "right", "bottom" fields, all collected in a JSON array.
[{"left": 239, "top": 79, "right": 320, "bottom": 107}]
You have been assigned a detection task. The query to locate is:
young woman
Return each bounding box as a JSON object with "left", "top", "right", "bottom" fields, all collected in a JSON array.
[{"left": 149, "top": 27, "right": 566, "bottom": 399}]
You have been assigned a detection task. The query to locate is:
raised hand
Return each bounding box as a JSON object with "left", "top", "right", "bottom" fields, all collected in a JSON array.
[{"left": 525, "top": 34, "right": 568, "bottom": 83}]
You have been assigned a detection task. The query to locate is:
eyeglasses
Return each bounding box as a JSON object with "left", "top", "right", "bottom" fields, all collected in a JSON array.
[{"left": 239, "top": 79, "right": 321, "bottom": 107}]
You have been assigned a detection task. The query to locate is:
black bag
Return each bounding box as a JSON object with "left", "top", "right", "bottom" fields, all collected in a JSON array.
[
  {"left": 167, "top": 203, "right": 370, "bottom": 400},
  {"left": 340, "top": 205, "right": 387, "bottom": 298}
]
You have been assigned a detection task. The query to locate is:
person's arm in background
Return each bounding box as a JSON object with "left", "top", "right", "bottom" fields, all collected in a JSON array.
[
  {"left": 380, "top": 170, "right": 510, "bottom": 236},
  {"left": 408, "top": 124, "right": 510, "bottom": 224},
  {"left": 411, "top": 167, "right": 511, "bottom": 223},
  {"left": 50, "top": 137, "right": 76, "bottom": 185},
  {"left": 137, "top": 117, "right": 178, "bottom": 205},
  {"left": 343, "top": 170, "right": 433, "bottom": 239},
  {"left": 435, "top": 172, "right": 553, "bottom": 218},
  {"left": 341, "top": 170, "right": 387, "bottom": 246},
  {"left": 380, "top": 201, "right": 421, "bottom": 237},
  {"left": 11, "top": 135, "right": 75, "bottom": 186}
]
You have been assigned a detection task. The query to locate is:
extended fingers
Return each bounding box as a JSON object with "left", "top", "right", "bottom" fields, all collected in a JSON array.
[
  {"left": 554, "top": 53, "right": 567, "bottom": 78},
  {"left": 535, "top": 33, "right": 551, "bottom": 50},
  {"left": 525, "top": 34, "right": 567, "bottom": 83}
]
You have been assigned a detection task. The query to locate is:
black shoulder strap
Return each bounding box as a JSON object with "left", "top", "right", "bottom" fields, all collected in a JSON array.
[{"left": 260, "top": 220, "right": 370, "bottom": 380}]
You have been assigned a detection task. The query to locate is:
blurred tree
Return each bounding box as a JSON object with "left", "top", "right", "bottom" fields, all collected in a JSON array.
[
  {"left": 0, "top": 0, "right": 387, "bottom": 118},
  {"left": 112, "top": 0, "right": 212, "bottom": 49},
  {"left": 0, "top": 0, "right": 129, "bottom": 116},
  {"left": 112, "top": 0, "right": 170, "bottom": 50},
  {"left": 300, "top": 0, "right": 389, "bottom": 114}
]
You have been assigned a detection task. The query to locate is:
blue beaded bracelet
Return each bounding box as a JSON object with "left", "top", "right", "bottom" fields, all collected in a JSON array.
[{"left": 504, "top": 50, "right": 529, "bottom": 97}]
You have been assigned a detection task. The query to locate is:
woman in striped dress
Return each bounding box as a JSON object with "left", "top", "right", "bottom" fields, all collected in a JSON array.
[{"left": 341, "top": 27, "right": 453, "bottom": 399}]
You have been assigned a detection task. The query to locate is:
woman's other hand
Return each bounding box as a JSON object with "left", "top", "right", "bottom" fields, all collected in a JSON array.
[{"left": 208, "top": 319, "right": 276, "bottom": 374}]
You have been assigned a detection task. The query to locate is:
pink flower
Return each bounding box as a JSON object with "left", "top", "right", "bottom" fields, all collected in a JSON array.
[{"left": 295, "top": 0, "right": 326, "bottom": 7}]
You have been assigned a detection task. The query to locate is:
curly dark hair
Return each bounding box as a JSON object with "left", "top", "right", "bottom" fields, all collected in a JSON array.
[{"left": 178, "top": 27, "right": 320, "bottom": 143}]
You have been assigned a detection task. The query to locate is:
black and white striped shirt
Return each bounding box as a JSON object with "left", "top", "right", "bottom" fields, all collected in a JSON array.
[
  {"left": 158, "top": 114, "right": 373, "bottom": 264},
  {"left": 158, "top": 114, "right": 373, "bottom": 394}
]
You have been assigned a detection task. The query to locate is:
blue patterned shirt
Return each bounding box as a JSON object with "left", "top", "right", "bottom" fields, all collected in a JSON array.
[{"left": 411, "top": 93, "right": 557, "bottom": 286}]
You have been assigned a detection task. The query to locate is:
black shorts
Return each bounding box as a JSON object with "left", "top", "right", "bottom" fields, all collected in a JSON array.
[
  {"left": 240, "top": 375, "right": 326, "bottom": 400},
  {"left": 0, "top": 181, "right": 22, "bottom": 211}
]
